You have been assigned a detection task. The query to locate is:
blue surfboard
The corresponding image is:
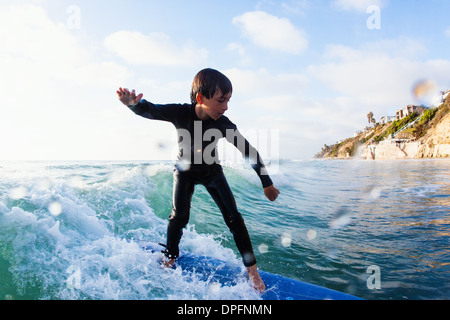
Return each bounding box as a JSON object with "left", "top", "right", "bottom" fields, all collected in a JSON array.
[{"left": 141, "top": 243, "right": 362, "bottom": 300}]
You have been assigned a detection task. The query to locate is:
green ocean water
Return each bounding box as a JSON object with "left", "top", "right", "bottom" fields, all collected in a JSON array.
[{"left": 0, "top": 159, "right": 449, "bottom": 300}]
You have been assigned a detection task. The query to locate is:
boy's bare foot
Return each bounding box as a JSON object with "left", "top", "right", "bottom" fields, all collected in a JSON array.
[
  {"left": 247, "top": 265, "right": 266, "bottom": 292},
  {"left": 161, "top": 257, "right": 175, "bottom": 268}
]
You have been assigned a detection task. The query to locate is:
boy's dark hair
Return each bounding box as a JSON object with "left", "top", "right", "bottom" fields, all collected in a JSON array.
[{"left": 191, "top": 68, "right": 233, "bottom": 105}]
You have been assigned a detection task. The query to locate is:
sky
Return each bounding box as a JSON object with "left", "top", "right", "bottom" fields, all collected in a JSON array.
[{"left": 1, "top": 0, "right": 450, "bottom": 161}]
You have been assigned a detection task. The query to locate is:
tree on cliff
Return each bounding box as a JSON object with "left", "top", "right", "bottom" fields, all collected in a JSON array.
[{"left": 367, "top": 112, "right": 374, "bottom": 125}]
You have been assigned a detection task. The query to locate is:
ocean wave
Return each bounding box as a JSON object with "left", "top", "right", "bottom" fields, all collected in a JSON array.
[
  {"left": 0, "top": 161, "right": 262, "bottom": 300},
  {"left": 1, "top": 160, "right": 449, "bottom": 300}
]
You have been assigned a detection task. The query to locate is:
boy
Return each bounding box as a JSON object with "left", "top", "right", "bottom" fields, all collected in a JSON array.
[{"left": 117, "top": 68, "right": 280, "bottom": 292}]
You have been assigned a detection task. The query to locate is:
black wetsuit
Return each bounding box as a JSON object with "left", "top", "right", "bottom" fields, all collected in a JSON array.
[{"left": 128, "top": 100, "right": 273, "bottom": 267}]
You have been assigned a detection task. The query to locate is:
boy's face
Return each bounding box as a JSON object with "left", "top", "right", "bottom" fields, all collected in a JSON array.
[{"left": 198, "top": 89, "right": 232, "bottom": 120}]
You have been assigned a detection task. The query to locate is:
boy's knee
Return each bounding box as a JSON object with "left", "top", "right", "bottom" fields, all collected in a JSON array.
[
  {"left": 168, "top": 209, "right": 189, "bottom": 228},
  {"left": 225, "top": 212, "right": 245, "bottom": 229}
]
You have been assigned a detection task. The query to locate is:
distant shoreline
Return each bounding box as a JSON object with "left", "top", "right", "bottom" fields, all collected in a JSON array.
[{"left": 315, "top": 93, "right": 450, "bottom": 161}]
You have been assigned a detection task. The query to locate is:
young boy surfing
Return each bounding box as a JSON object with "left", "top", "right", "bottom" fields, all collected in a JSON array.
[{"left": 117, "top": 68, "right": 280, "bottom": 292}]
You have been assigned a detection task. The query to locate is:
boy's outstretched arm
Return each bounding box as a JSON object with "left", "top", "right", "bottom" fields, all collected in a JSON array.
[
  {"left": 264, "top": 185, "right": 280, "bottom": 202},
  {"left": 117, "top": 87, "right": 143, "bottom": 106}
]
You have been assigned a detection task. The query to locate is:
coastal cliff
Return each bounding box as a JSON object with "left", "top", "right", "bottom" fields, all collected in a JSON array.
[{"left": 315, "top": 92, "right": 450, "bottom": 160}]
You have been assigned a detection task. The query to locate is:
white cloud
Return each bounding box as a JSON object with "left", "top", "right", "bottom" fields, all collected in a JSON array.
[
  {"left": 0, "top": 5, "right": 87, "bottom": 69},
  {"left": 281, "top": 0, "right": 310, "bottom": 16},
  {"left": 333, "top": 0, "right": 385, "bottom": 12},
  {"left": 232, "top": 11, "right": 308, "bottom": 54},
  {"left": 224, "top": 68, "right": 309, "bottom": 100},
  {"left": 104, "top": 31, "right": 208, "bottom": 67},
  {"left": 358, "top": 37, "right": 428, "bottom": 60},
  {"left": 0, "top": 4, "right": 167, "bottom": 161},
  {"left": 220, "top": 68, "right": 322, "bottom": 159},
  {"left": 227, "top": 43, "right": 247, "bottom": 57},
  {"left": 301, "top": 39, "right": 450, "bottom": 154},
  {"left": 0, "top": 4, "right": 130, "bottom": 88},
  {"left": 308, "top": 39, "right": 450, "bottom": 109},
  {"left": 226, "top": 43, "right": 253, "bottom": 66},
  {"left": 229, "top": 95, "right": 364, "bottom": 160},
  {"left": 222, "top": 36, "right": 450, "bottom": 159}
]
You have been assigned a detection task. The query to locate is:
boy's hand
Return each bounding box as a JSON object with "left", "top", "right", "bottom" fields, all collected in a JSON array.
[
  {"left": 116, "top": 87, "right": 143, "bottom": 106},
  {"left": 264, "top": 185, "right": 280, "bottom": 202}
]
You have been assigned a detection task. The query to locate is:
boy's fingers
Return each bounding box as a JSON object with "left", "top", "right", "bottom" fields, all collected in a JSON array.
[{"left": 117, "top": 87, "right": 141, "bottom": 104}]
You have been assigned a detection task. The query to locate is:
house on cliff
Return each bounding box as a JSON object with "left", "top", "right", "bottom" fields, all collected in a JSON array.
[
  {"left": 396, "top": 105, "right": 427, "bottom": 121},
  {"left": 379, "top": 115, "right": 396, "bottom": 125}
]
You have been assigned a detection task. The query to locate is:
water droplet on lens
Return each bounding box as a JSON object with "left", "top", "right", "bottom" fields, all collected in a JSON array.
[
  {"left": 281, "top": 232, "right": 292, "bottom": 247},
  {"left": 68, "top": 175, "right": 84, "bottom": 188},
  {"left": 144, "top": 165, "right": 158, "bottom": 177},
  {"left": 9, "top": 186, "right": 28, "bottom": 200},
  {"left": 306, "top": 229, "right": 317, "bottom": 241},
  {"left": 243, "top": 252, "right": 256, "bottom": 266},
  {"left": 176, "top": 159, "right": 191, "bottom": 172},
  {"left": 329, "top": 207, "right": 353, "bottom": 230},
  {"left": 258, "top": 243, "right": 269, "bottom": 254},
  {"left": 412, "top": 79, "right": 441, "bottom": 105},
  {"left": 413, "top": 79, "right": 437, "bottom": 98},
  {"left": 48, "top": 201, "right": 63, "bottom": 217},
  {"left": 366, "top": 186, "right": 383, "bottom": 201}
]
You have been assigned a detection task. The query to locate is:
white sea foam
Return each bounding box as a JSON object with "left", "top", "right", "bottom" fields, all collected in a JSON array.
[{"left": 0, "top": 161, "right": 259, "bottom": 300}]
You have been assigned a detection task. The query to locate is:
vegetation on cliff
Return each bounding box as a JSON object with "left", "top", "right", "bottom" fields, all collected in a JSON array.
[{"left": 315, "top": 92, "right": 450, "bottom": 159}]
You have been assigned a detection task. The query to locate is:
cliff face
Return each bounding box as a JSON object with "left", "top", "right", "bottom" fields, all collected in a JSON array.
[
  {"left": 417, "top": 110, "right": 450, "bottom": 158},
  {"left": 417, "top": 94, "right": 450, "bottom": 157},
  {"left": 316, "top": 93, "right": 450, "bottom": 160}
]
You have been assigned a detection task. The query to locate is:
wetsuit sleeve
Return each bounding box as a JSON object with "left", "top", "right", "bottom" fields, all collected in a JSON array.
[
  {"left": 128, "top": 99, "right": 187, "bottom": 125},
  {"left": 225, "top": 128, "right": 273, "bottom": 189}
]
